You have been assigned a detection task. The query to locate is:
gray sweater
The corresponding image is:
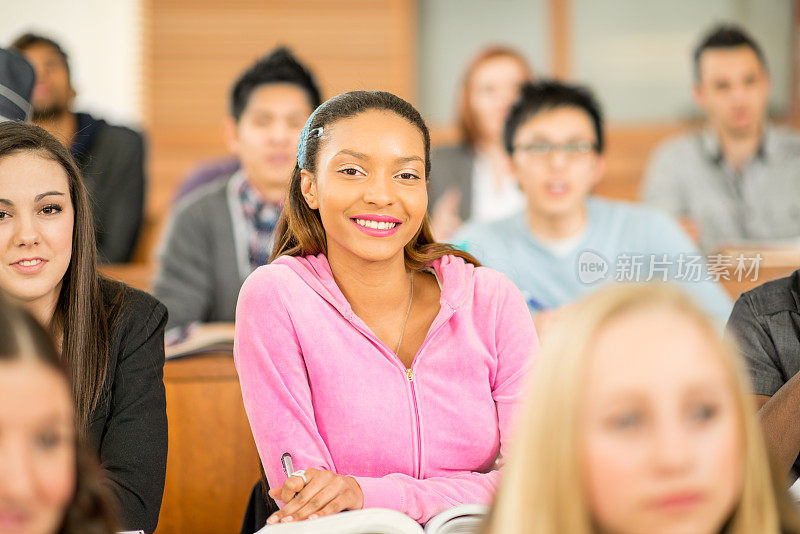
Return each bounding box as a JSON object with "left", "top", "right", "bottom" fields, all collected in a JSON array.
[
  {"left": 429, "top": 143, "right": 476, "bottom": 221},
  {"left": 152, "top": 173, "right": 251, "bottom": 330}
]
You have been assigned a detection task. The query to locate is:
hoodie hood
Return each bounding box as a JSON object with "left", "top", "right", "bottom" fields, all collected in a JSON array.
[{"left": 272, "top": 253, "right": 475, "bottom": 320}]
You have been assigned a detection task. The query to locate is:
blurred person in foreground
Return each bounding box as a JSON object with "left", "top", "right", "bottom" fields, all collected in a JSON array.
[
  {"left": 484, "top": 284, "right": 800, "bottom": 534},
  {"left": 11, "top": 33, "right": 145, "bottom": 263},
  {"left": 429, "top": 46, "right": 533, "bottom": 240},
  {"left": 643, "top": 24, "right": 800, "bottom": 253},
  {"left": 455, "top": 80, "right": 731, "bottom": 329},
  {"left": 152, "top": 47, "right": 321, "bottom": 333},
  {"left": 0, "top": 293, "right": 119, "bottom": 534}
]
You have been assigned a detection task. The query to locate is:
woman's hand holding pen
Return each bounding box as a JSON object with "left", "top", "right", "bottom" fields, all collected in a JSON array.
[{"left": 266, "top": 468, "right": 364, "bottom": 524}]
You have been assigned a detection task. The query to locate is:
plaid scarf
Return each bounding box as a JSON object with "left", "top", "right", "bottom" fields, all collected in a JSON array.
[{"left": 237, "top": 179, "right": 282, "bottom": 272}]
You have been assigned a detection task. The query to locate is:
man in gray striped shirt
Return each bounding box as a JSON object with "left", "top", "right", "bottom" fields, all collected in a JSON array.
[{"left": 643, "top": 24, "right": 800, "bottom": 253}]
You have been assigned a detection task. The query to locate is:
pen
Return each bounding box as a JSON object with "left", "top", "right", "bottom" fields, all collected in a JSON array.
[
  {"left": 281, "top": 452, "right": 294, "bottom": 477},
  {"left": 525, "top": 294, "right": 548, "bottom": 312}
]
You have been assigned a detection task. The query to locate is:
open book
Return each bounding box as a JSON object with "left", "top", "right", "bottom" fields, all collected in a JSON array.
[
  {"left": 165, "top": 322, "right": 235, "bottom": 360},
  {"left": 255, "top": 504, "right": 487, "bottom": 534}
]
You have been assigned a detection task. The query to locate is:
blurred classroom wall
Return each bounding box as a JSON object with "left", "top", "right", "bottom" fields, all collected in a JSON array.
[
  {"left": 3, "top": 1, "right": 794, "bottom": 127},
  {"left": 0, "top": 0, "right": 143, "bottom": 126},
  {"left": 418, "top": 0, "right": 794, "bottom": 124},
  {"left": 418, "top": 0, "right": 549, "bottom": 125},
  {"left": 1, "top": 0, "right": 798, "bottom": 263},
  {"left": 571, "top": 0, "right": 794, "bottom": 122}
]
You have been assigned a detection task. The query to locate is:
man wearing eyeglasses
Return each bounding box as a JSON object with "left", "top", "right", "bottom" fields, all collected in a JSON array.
[{"left": 454, "top": 80, "right": 731, "bottom": 327}]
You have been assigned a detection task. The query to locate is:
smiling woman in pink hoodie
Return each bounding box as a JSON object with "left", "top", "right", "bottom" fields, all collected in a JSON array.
[{"left": 233, "top": 91, "right": 538, "bottom": 526}]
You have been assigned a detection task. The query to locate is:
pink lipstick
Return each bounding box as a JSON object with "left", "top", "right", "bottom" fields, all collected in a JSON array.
[{"left": 350, "top": 214, "right": 402, "bottom": 237}]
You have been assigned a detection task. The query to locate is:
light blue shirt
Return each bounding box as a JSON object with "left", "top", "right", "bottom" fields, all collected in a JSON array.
[{"left": 454, "top": 197, "right": 732, "bottom": 323}]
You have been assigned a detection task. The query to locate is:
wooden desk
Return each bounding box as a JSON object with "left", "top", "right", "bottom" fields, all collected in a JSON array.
[
  {"left": 99, "top": 263, "right": 155, "bottom": 293},
  {"left": 155, "top": 353, "right": 260, "bottom": 534},
  {"left": 720, "top": 265, "right": 798, "bottom": 301},
  {"left": 718, "top": 251, "right": 799, "bottom": 301}
]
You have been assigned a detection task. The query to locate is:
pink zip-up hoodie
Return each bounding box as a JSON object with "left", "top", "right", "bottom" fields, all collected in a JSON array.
[{"left": 234, "top": 253, "right": 537, "bottom": 524}]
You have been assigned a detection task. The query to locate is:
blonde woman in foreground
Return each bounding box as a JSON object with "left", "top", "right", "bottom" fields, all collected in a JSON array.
[{"left": 484, "top": 284, "right": 800, "bottom": 534}]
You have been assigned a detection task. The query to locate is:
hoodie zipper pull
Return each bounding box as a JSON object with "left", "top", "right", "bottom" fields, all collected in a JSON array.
[{"left": 406, "top": 368, "right": 413, "bottom": 381}]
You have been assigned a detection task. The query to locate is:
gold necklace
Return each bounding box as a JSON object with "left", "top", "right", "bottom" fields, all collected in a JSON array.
[{"left": 394, "top": 271, "right": 414, "bottom": 354}]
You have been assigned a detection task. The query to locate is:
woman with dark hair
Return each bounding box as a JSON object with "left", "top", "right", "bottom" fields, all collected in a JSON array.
[
  {"left": 0, "top": 122, "right": 167, "bottom": 533},
  {"left": 234, "top": 91, "right": 538, "bottom": 525},
  {"left": 0, "top": 294, "right": 119, "bottom": 534},
  {"left": 430, "top": 46, "right": 533, "bottom": 239}
]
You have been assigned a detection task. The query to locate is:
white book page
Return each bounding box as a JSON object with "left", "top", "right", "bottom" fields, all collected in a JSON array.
[
  {"left": 255, "top": 508, "right": 422, "bottom": 533},
  {"left": 423, "top": 504, "right": 487, "bottom": 534}
]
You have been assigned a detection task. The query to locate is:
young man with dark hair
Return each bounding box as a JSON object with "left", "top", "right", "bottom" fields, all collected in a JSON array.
[
  {"left": 173, "top": 47, "right": 325, "bottom": 202},
  {"left": 152, "top": 47, "right": 321, "bottom": 331},
  {"left": 11, "top": 32, "right": 145, "bottom": 263},
  {"left": 644, "top": 24, "right": 800, "bottom": 253},
  {"left": 455, "top": 80, "right": 731, "bottom": 325}
]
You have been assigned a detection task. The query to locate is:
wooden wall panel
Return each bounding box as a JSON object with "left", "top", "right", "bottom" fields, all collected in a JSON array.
[
  {"left": 139, "top": 0, "right": 417, "bottom": 261},
  {"left": 549, "top": 0, "right": 571, "bottom": 79},
  {"left": 595, "top": 122, "right": 695, "bottom": 201}
]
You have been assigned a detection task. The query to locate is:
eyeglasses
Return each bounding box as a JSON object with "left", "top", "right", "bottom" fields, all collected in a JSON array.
[{"left": 513, "top": 141, "right": 598, "bottom": 158}]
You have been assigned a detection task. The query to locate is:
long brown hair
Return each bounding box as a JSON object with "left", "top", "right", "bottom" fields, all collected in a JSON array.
[
  {"left": 0, "top": 293, "right": 119, "bottom": 534},
  {"left": 457, "top": 46, "right": 533, "bottom": 147},
  {"left": 271, "top": 90, "right": 479, "bottom": 270},
  {"left": 0, "top": 121, "right": 120, "bottom": 427}
]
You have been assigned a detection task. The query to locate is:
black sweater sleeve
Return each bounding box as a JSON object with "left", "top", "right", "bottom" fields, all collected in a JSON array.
[
  {"left": 92, "top": 126, "right": 146, "bottom": 263},
  {"left": 95, "top": 284, "right": 168, "bottom": 533}
]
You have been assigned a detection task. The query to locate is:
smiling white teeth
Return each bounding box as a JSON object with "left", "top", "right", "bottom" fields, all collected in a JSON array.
[
  {"left": 18, "top": 259, "right": 42, "bottom": 267},
  {"left": 355, "top": 219, "right": 397, "bottom": 230}
]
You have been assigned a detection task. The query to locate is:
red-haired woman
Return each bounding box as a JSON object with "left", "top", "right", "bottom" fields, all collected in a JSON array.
[{"left": 430, "top": 46, "right": 533, "bottom": 239}]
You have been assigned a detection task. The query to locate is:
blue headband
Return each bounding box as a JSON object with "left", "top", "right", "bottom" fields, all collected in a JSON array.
[
  {"left": 297, "top": 93, "right": 354, "bottom": 169},
  {"left": 296, "top": 108, "right": 322, "bottom": 169}
]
